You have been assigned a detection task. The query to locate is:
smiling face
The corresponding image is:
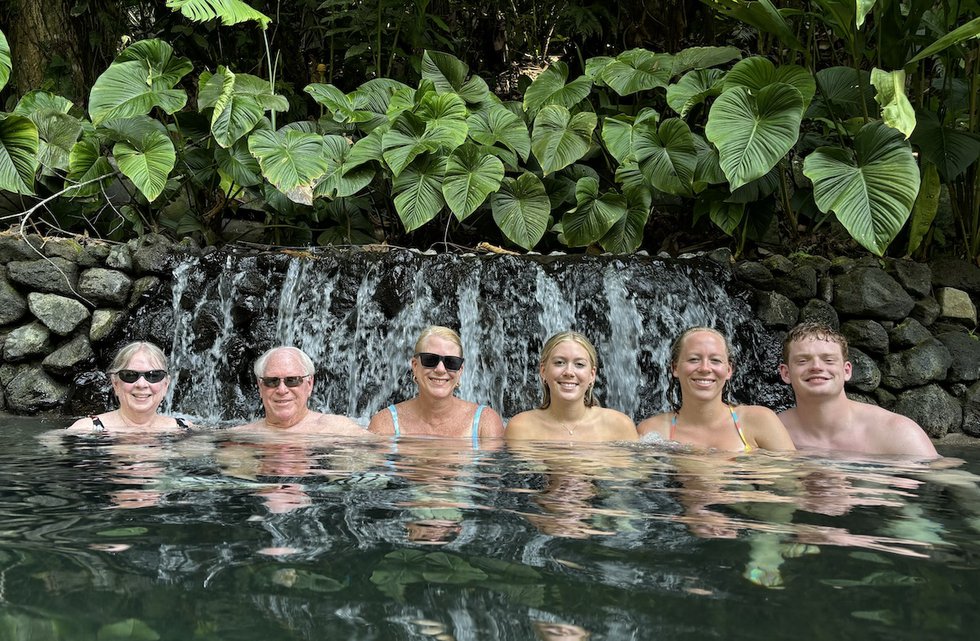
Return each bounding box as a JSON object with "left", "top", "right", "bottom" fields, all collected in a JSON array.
[
  {"left": 258, "top": 349, "right": 314, "bottom": 428},
  {"left": 111, "top": 348, "right": 170, "bottom": 418},
  {"left": 779, "top": 336, "right": 852, "bottom": 399},
  {"left": 412, "top": 335, "right": 464, "bottom": 400},
  {"left": 540, "top": 339, "right": 596, "bottom": 405},
  {"left": 672, "top": 330, "right": 733, "bottom": 403}
]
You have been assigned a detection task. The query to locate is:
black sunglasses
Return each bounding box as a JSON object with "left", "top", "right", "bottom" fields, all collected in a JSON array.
[
  {"left": 115, "top": 369, "right": 168, "bottom": 384},
  {"left": 260, "top": 375, "right": 310, "bottom": 388},
  {"left": 415, "top": 352, "right": 464, "bottom": 371}
]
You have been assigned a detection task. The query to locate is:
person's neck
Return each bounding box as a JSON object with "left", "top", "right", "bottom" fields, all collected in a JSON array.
[
  {"left": 547, "top": 398, "right": 589, "bottom": 424},
  {"left": 676, "top": 398, "right": 729, "bottom": 427},
  {"left": 267, "top": 407, "right": 312, "bottom": 429},
  {"left": 116, "top": 408, "right": 157, "bottom": 428},
  {"left": 415, "top": 394, "right": 458, "bottom": 421}
]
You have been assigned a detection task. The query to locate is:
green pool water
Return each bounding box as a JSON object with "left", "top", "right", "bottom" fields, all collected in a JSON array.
[{"left": 1, "top": 417, "right": 978, "bottom": 640}]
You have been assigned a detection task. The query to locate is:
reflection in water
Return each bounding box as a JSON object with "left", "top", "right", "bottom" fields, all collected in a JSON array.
[{"left": 4, "top": 421, "right": 980, "bottom": 640}]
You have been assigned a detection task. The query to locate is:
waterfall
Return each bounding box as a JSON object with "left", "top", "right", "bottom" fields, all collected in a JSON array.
[{"left": 146, "top": 250, "right": 788, "bottom": 425}]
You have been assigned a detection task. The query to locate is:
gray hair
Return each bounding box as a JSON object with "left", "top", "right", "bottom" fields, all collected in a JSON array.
[
  {"left": 253, "top": 346, "right": 315, "bottom": 378},
  {"left": 108, "top": 341, "right": 168, "bottom": 373}
]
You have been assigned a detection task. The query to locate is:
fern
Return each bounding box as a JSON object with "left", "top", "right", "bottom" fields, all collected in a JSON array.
[{"left": 166, "top": 0, "right": 271, "bottom": 29}]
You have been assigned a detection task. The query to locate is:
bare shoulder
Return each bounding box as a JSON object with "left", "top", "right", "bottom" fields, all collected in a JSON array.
[
  {"left": 777, "top": 406, "right": 801, "bottom": 428},
  {"left": 477, "top": 405, "right": 505, "bottom": 439},
  {"left": 317, "top": 413, "right": 370, "bottom": 436},
  {"left": 637, "top": 412, "right": 671, "bottom": 438},
  {"left": 739, "top": 404, "right": 797, "bottom": 452},
  {"left": 854, "top": 402, "right": 938, "bottom": 457},
  {"left": 597, "top": 407, "right": 637, "bottom": 440},
  {"left": 505, "top": 410, "right": 546, "bottom": 440},
  {"left": 367, "top": 406, "right": 395, "bottom": 435},
  {"left": 65, "top": 416, "right": 98, "bottom": 433}
]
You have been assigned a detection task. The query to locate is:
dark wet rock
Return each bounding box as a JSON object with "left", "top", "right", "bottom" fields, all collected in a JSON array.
[
  {"left": 880, "top": 338, "right": 952, "bottom": 389},
  {"left": 27, "top": 293, "right": 90, "bottom": 336},
  {"left": 910, "top": 296, "right": 940, "bottom": 327},
  {"left": 817, "top": 276, "right": 834, "bottom": 303},
  {"left": 41, "top": 237, "right": 84, "bottom": 261},
  {"left": 936, "top": 332, "right": 980, "bottom": 383},
  {"left": 128, "top": 233, "right": 177, "bottom": 274},
  {"left": 754, "top": 290, "right": 799, "bottom": 328},
  {"left": 78, "top": 242, "right": 111, "bottom": 267},
  {"left": 79, "top": 268, "right": 132, "bottom": 306},
  {"left": 873, "top": 386, "right": 896, "bottom": 409},
  {"left": 829, "top": 256, "right": 856, "bottom": 275},
  {"left": 963, "top": 381, "right": 980, "bottom": 437},
  {"left": 42, "top": 334, "right": 95, "bottom": 377},
  {"left": 833, "top": 268, "right": 915, "bottom": 320},
  {"left": 841, "top": 320, "right": 889, "bottom": 356},
  {"left": 89, "top": 309, "right": 126, "bottom": 343},
  {"left": 63, "top": 370, "right": 114, "bottom": 417},
  {"left": 935, "top": 287, "right": 977, "bottom": 327},
  {"left": 128, "top": 276, "right": 162, "bottom": 309},
  {"left": 791, "top": 254, "right": 832, "bottom": 275},
  {"left": 894, "top": 384, "right": 961, "bottom": 438},
  {"left": 885, "top": 259, "right": 932, "bottom": 298},
  {"left": 106, "top": 245, "right": 133, "bottom": 270},
  {"left": 0, "top": 363, "right": 18, "bottom": 388},
  {"left": 3, "top": 321, "right": 53, "bottom": 361},
  {"left": 773, "top": 265, "right": 818, "bottom": 302},
  {"left": 847, "top": 347, "right": 880, "bottom": 392},
  {"left": 799, "top": 298, "right": 839, "bottom": 328},
  {"left": 4, "top": 365, "right": 68, "bottom": 412},
  {"left": 930, "top": 257, "right": 980, "bottom": 294},
  {"left": 845, "top": 391, "right": 877, "bottom": 405},
  {"left": 705, "top": 247, "right": 733, "bottom": 267},
  {"left": 0, "top": 233, "right": 42, "bottom": 262},
  {"left": 0, "top": 269, "right": 28, "bottom": 325},
  {"left": 734, "top": 261, "right": 774, "bottom": 289},
  {"left": 5, "top": 257, "right": 79, "bottom": 296},
  {"left": 888, "top": 318, "right": 933, "bottom": 350},
  {"left": 762, "top": 255, "right": 795, "bottom": 274}
]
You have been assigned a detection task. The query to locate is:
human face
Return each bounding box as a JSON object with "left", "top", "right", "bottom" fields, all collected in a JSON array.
[
  {"left": 112, "top": 349, "right": 169, "bottom": 417},
  {"left": 672, "top": 331, "right": 732, "bottom": 403},
  {"left": 258, "top": 350, "right": 314, "bottom": 428},
  {"left": 412, "top": 335, "right": 463, "bottom": 399},
  {"left": 540, "top": 340, "right": 596, "bottom": 404},
  {"left": 779, "top": 337, "right": 851, "bottom": 398}
]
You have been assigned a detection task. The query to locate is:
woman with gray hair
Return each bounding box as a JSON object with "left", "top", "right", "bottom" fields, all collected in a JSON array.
[{"left": 66, "top": 341, "right": 191, "bottom": 433}]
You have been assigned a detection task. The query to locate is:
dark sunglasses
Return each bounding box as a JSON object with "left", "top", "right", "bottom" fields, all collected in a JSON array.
[
  {"left": 115, "top": 369, "right": 168, "bottom": 384},
  {"left": 415, "top": 352, "right": 464, "bottom": 371},
  {"left": 260, "top": 375, "right": 310, "bottom": 388}
]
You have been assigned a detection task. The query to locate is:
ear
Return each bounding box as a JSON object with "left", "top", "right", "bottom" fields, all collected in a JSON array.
[
  {"left": 843, "top": 360, "right": 852, "bottom": 381},
  {"left": 778, "top": 363, "right": 791, "bottom": 384}
]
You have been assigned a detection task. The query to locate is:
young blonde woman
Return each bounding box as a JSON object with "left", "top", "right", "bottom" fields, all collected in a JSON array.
[
  {"left": 506, "top": 331, "right": 637, "bottom": 442},
  {"left": 637, "top": 327, "right": 795, "bottom": 452}
]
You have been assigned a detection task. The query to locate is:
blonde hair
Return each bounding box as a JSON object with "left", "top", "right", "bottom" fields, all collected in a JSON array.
[
  {"left": 538, "top": 331, "right": 598, "bottom": 409},
  {"left": 667, "top": 327, "right": 733, "bottom": 410},
  {"left": 414, "top": 325, "right": 463, "bottom": 354},
  {"left": 108, "top": 341, "right": 168, "bottom": 374}
]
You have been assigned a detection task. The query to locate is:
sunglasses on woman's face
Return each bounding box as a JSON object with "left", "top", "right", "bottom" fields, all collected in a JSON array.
[
  {"left": 116, "top": 369, "right": 168, "bottom": 384},
  {"left": 415, "top": 352, "right": 464, "bottom": 371},
  {"left": 259, "top": 375, "right": 310, "bottom": 388}
]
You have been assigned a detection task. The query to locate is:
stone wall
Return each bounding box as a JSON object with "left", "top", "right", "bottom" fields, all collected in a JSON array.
[{"left": 1, "top": 231, "right": 978, "bottom": 441}]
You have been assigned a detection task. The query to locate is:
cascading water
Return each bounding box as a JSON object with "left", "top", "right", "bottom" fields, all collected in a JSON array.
[{"left": 124, "top": 249, "right": 790, "bottom": 425}]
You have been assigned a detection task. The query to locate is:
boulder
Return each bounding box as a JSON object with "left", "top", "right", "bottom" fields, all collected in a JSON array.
[
  {"left": 89, "top": 309, "right": 127, "bottom": 343},
  {"left": 27, "top": 293, "right": 90, "bottom": 336},
  {"left": 4, "top": 365, "right": 68, "bottom": 412},
  {"left": 0, "top": 233, "right": 42, "bottom": 263},
  {"left": 734, "top": 261, "right": 774, "bottom": 289},
  {"left": 128, "top": 276, "right": 162, "bottom": 309},
  {"left": 772, "top": 265, "right": 818, "bottom": 302},
  {"left": 78, "top": 242, "right": 111, "bottom": 267},
  {"left": 885, "top": 259, "right": 932, "bottom": 298},
  {"left": 894, "top": 384, "right": 961, "bottom": 438},
  {"left": 888, "top": 318, "right": 933, "bottom": 350},
  {"left": 910, "top": 296, "right": 940, "bottom": 327},
  {"left": 833, "top": 268, "right": 915, "bottom": 320},
  {"left": 753, "top": 290, "right": 799, "bottom": 329},
  {"left": 935, "top": 287, "right": 977, "bottom": 327},
  {"left": 930, "top": 257, "right": 980, "bottom": 294},
  {"left": 78, "top": 268, "right": 133, "bottom": 306},
  {"left": 106, "top": 244, "right": 133, "bottom": 270},
  {"left": 5, "top": 257, "right": 79, "bottom": 296},
  {"left": 0, "top": 269, "right": 28, "bottom": 325},
  {"left": 880, "top": 338, "right": 952, "bottom": 389},
  {"left": 128, "top": 233, "right": 176, "bottom": 274},
  {"left": 42, "top": 334, "right": 96, "bottom": 377},
  {"left": 963, "top": 381, "right": 980, "bottom": 437},
  {"left": 798, "top": 298, "right": 839, "bottom": 328},
  {"left": 840, "top": 320, "right": 889, "bottom": 356},
  {"left": 41, "top": 237, "right": 83, "bottom": 261},
  {"left": 847, "top": 347, "right": 881, "bottom": 392},
  {"left": 936, "top": 332, "right": 980, "bottom": 383},
  {"left": 3, "top": 321, "right": 53, "bottom": 361}
]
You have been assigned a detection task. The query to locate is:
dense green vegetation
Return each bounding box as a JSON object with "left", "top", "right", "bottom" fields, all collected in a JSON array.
[{"left": 0, "top": 1, "right": 978, "bottom": 260}]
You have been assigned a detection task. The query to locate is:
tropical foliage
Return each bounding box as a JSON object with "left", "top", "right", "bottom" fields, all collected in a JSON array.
[{"left": 0, "top": 0, "right": 978, "bottom": 260}]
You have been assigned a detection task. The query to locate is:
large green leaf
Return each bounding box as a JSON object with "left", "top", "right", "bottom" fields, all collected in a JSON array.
[
  {"left": 522, "top": 62, "right": 593, "bottom": 117},
  {"left": 562, "top": 177, "right": 627, "bottom": 247},
  {"left": 807, "top": 67, "right": 874, "bottom": 121},
  {"left": 908, "top": 16, "right": 980, "bottom": 64},
  {"left": 705, "top": 0, "right": 804, "bottom": 51},
  {"left": 442, "top": 144, "right": 504, "bottom": 221},
  {"left": 420, "top": 50, "right": 468, "bottom": 94},
  {"left": 305, "top": 83, "right": 375, "bottom": 124},
  {"left": 491, "top": 172, "right": 551, "bottom": 250},
  {"left": 907, "top": 161, "right": 940, "bottom": 255},
  {"left": 701, "top": 198, "right": 745, "bottom": 235},
  {"left": 635, "top": 117, "right": 697, "bottom": 196},
  {"left": 910, "top": 110, "right": 980, "bottom": 182},
  {"left": 0, "top": 29, "right": 9, "bottom": 92},
  {"left": 247, "top": 129, "right": 330, "bottom": 192},
  {"left": 392, "top": 154, "right": 447, "bottom": 231},
  {"left": 670, "top": 46, "right": 742, "bottom": 76},
  {"left": 0, "top": 114, "right": 39, "bottom": 194},
  {"left": 531, "top": 105, "right": 597, "bottom": 176},
  {"left": 600, "top": 49, "right": 673, "bottom": 96},
  {"left": 692, "top": 133, "right": 726, "bottom": 188},
  {"left": 14, "top": 91, "right": 81, "bottom": 174},
  {"left": 66, "top": 138, "right": 114, "bottom": 197},
  {"left": 705, "top": 83, "right": 803, "bottom": 190},
  {"left": 113, "top": 128, "right": 176, "bottom": 202},
  {"left": 417, "top": 92, "right": 468, "bottom": 152},
  {"left": 215, "top": 139, "right": 261, "bottom": 186},
  {"left": 166, "top": 0, "right": 271, "bottom": 28},
  {"left": 871, "top": 68, "right": 915, "bottom": 139},
  {"left": 354, "top": 78, "right": 412, "bottom": 132},
  {"left": 667, "top": 69, "right": 726, "bottom": 118},
  {"left": 803, "top": 121, "right": 919, "bottom": 255},
  {"left": 314, "top": 135, "right": 376, "bottom": 198},
  {"left": 199, "top": 67, "right": 262, "bottom": 148},
  {"left": 348, "top": 127, "right": 385, "bottom": 169},
  {"left": 13, "top": 91, "right": 73, "bottom": 116},
  {"left": 89, "top": 40, "right": 191, "bottom": 125},
  {"left": 600, "top": 109, "right": 659, "bottom": 164},
  {"left": 724, "top": 57, "right": 815, "bottom": 109},
  {"left": 383, "top": 112, "right": 432, "bottom": 177},
  {"left": 467, "top": 103, "right": 531, "bottom": 162},
  {"left": 600, "top": 185, "right": 651, "bottom": 253}
]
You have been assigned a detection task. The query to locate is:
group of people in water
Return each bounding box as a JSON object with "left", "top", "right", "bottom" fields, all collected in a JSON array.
[{"left": 66, "top": 321, "right": 940, "bottom": 459}]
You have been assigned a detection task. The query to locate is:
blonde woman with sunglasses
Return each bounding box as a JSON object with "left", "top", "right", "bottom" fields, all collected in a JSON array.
[
  {"left": 66, "top": 341, "right": 192, "bottom": 434},
  {"left": 368, "top": 326, "right": 504, "bottom": 446}
]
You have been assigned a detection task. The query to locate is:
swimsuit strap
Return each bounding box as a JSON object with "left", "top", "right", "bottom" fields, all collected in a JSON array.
[
  {"left": 471, "top": 404, "right": 486, "bottom": 449},
  {"left": 388, "top": 404, "right": 400, "bottom": 437},
  {"left": 730, "top": 405, "right": 752, "bottom": 452},
  {"left": 89, "top": 415, "right": 106, "bottom": 431},
  {"left": 670, "top": 412, "right": 677, "bottom": 441},
  {"left": 175, "top": 417, "right": 190, "bottom": 430}
]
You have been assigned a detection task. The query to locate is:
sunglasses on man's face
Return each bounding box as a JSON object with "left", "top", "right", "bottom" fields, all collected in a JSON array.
[
  {"left": 115, "top": 369, "right": 168, "bottom": 384},
  {"left": 259, "top": 375, "right": 310, "bottom": 388},
  {"left": 415, "top": 352, "right": 464, "bottom": 371}
]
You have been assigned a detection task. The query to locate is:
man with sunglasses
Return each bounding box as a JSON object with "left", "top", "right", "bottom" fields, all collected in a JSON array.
[{"left": 232, "top": 346, "right": 367, "bottom": 435}]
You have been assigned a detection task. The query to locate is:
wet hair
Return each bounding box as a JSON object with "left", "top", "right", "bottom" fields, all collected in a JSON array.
[
  {"left": 666, "top": 327, "right": 733, "bottom": 411},
  {"left": 413, "top": 325, "right": 463, "bottom": 354},
  {"left": 108, "top": 341, "right": 168, "bottom": 374},
  {"left": 538, "top": 331, "right": 598, "bottom": 409},
  {"left": 253, "top": 346, "right": 315, "bottom": 378},
  {"left": 782, "top": 321, "right": 849, "bottom": 362}
]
